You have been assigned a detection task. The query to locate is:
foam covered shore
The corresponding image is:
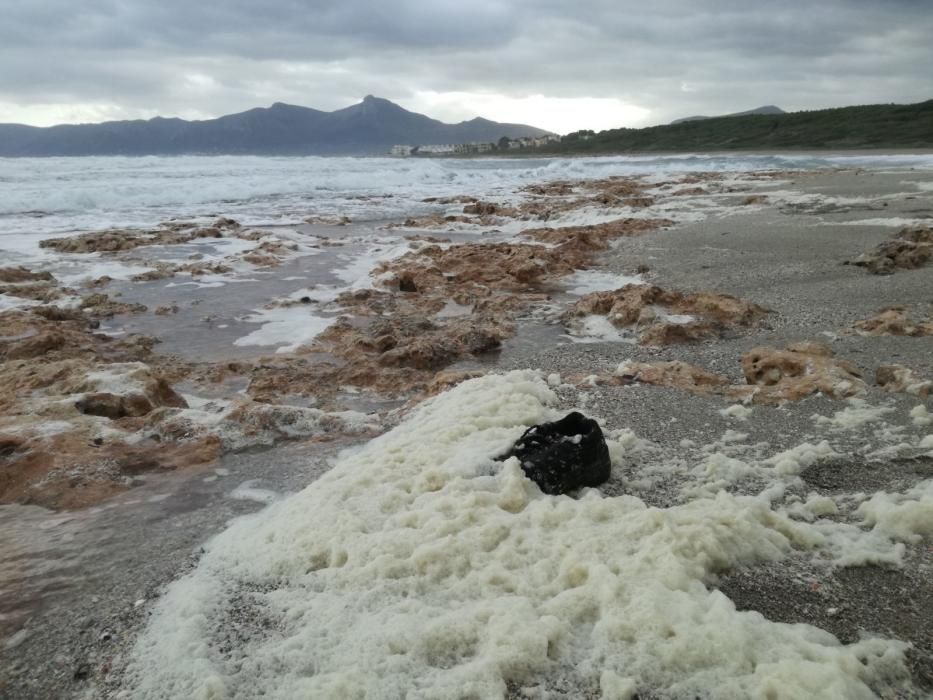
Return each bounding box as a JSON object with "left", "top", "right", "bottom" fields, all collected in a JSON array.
[
  {"left": 123, "top": 370, "right": 918, "bottom": 699},
  {"left": 1, "top": 162, "right": 932, "bottom": 698}
]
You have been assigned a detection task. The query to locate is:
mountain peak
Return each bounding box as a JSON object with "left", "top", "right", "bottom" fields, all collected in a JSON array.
[
  {"left": 361, "top": 95, "right": 396, "bottom": 107},
  {"left": 343, "top": 95, "right": 398, "bottom": 112},
  {"left": 0, "top": 96, "right": 553, "bottom": 156}
]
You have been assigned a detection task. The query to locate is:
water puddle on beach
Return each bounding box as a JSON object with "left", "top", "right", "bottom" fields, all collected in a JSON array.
[
  {"left": 87, "top": 224, "right": 392, "bottom": 361},
  {"left": 80, "top": 218, "right": 522, "bottom": 363}
]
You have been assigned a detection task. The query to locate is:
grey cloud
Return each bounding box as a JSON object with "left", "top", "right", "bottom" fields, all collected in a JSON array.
[
  {"left": 6, "top": 0, "right": 521, "bottom": 53},
  {"left": 1, "top": 0, "right": 931, "bottom": 128}
]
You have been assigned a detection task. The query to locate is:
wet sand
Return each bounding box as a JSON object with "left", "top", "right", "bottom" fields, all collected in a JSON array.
[{"left": 498, "top": 168, "right": 933, "bottom": 695}]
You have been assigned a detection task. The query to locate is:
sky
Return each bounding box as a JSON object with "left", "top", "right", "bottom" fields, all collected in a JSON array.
[{"left": 1, "top": 0, "right": 931, "bottom": 134}]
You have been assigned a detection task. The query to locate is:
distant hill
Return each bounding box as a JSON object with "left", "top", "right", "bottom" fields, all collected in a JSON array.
[
  {"left": 0, "top": 96, "right": 552, "bottom": 157},
  {"left": 551, "top": 99, "right": 933, "bottom": 153},
  {"left": 670, "top": 105, "right": 785, "bottom": 124}
]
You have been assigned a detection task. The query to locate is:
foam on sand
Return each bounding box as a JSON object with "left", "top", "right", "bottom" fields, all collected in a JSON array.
[
  {"left": 124, "top": 371, "right": 908, "bottom": 699},
  {"left": 836, "top": 217, "right": 932, "bottom": 228},
  {"left": 564, "top": 269, "right": 644, "bottom": 296},
  {"left": 814, "top": 398, "right": 895, "bottom": 430},
  {"left": 911, "top": 404, "right": 932, "bottom": 427},
  {"left": 565, "top": 315, "right": 636, "bottom": 344},
  {"left": 857, "top": 480, "right": 933, "bottom": 544},
  {"left": 719, "top": 404, "right": 753, "bottom": 421},
  {"left": 233, "top": 306, "right": 336, "bottom": 353}
]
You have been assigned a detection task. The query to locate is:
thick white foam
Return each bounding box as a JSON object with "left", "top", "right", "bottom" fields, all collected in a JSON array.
[
  {"left": 123, "top": 371, "right": 908, "bottom": 699},
  {"left": 857, "top": 480, "right": 933, "bottom": 543}
]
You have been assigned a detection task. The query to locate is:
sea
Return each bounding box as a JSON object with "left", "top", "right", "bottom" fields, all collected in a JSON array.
[{"left": 3, "top": 152, "right": 933, "bottom": 243}]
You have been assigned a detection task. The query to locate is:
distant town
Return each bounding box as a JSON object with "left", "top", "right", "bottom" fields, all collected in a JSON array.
[{"left": 390, "top": 133, "right": 567, "bottom": 156}]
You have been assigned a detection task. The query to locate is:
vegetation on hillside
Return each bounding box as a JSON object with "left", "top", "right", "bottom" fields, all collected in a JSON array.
[{"left": 538, "top": 100, "right": 933, "bottom": 153}]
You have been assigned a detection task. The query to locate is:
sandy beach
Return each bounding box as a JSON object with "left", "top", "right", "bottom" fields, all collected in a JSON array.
[{"left": 1, "top": 161, "right": 931, "bottom": 698}]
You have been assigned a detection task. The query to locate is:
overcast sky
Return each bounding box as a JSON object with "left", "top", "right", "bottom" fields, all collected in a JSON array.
[{"left": 2, "top": 0, "right": 931, "bottom": 133}]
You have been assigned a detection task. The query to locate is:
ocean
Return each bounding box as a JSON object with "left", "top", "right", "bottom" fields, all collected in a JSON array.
[{"left": 4, "top": 152, "right": 933, "bottom": 241}]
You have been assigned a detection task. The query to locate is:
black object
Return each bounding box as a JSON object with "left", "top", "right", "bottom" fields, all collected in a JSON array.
[{"left": 499, "top": 412, "right": 611, "bottom": 495}]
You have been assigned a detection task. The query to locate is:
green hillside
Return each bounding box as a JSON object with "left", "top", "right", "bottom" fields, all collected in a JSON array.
[{"left": 543, "top": 99, "right": 933, "bottom": 153}]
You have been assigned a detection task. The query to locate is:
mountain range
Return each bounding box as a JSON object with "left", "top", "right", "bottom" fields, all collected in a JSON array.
[
  {"left": 670, "top": 105, "right": 785, "bottom": 124},
  {"left": 0, "top": 96, "right": 552, "bottom": 157}
]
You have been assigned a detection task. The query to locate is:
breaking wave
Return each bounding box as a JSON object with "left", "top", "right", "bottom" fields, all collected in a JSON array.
[{"left": 2, "top": 153, "right": 932, "bottom": 238}]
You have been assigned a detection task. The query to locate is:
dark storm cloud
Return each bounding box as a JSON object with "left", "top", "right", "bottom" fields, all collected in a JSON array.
[
  {"left": 3, "top": 1, "right": 520, "bottom": 53},
  {"left": 1, "top": 0, "right": 931, "bottom": 128}
]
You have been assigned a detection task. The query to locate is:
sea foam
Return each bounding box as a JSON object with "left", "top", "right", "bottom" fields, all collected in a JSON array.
[{"left": 123, "top": 371, "right": 907, "bottom": 699}]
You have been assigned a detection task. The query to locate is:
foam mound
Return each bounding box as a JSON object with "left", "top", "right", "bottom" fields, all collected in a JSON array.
[{"left": 124, "top": 371, "right": 905, "bottom": 699}]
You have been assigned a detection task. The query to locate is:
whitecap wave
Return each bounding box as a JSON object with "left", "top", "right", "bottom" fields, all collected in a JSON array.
[{"left": 3, "top": 153, "right": 931, "bottom": 241}]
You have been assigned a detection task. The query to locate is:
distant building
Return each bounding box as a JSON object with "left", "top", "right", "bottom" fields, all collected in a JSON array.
[
  {"left": 530, "top": 135, "right": 561, "bottom": 147},
  {"left": 416, "top": 143, "right": 491, "bottom": 155},
  {"left": 392, "top": 139, "right": 532, "bottom": 157},
  {"left": 390, "top": 144, "right": 415, "bottom": 156}
]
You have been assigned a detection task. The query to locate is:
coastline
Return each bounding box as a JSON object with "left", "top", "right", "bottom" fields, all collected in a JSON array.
[
  {"left": 425, "top": 146, "right": 933, "bottom": 159},
  {"left": 0, "top": 163, "right": 931, "bottom": 698}
]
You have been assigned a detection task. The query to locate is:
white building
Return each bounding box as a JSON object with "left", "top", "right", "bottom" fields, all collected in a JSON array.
[
  {"left": 390, "top": 145, "right": 415, "bottom": 156},
  {"left": 418, "top": 144, "right": 458, "bottom": 154},
  {"left": 531, "top": 135, "right": 561, "bottom": 147}
]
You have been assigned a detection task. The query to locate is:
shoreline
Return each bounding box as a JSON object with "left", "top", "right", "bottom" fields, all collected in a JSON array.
[
  {"left": 3, "top": 146, "right": 933, "bottom": 162},
  {"left": 416, "top": 147, "right": 933, "bottom": 160},
  {"left": 1, "top": 164, "right": 931, "bottom": 698}
]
